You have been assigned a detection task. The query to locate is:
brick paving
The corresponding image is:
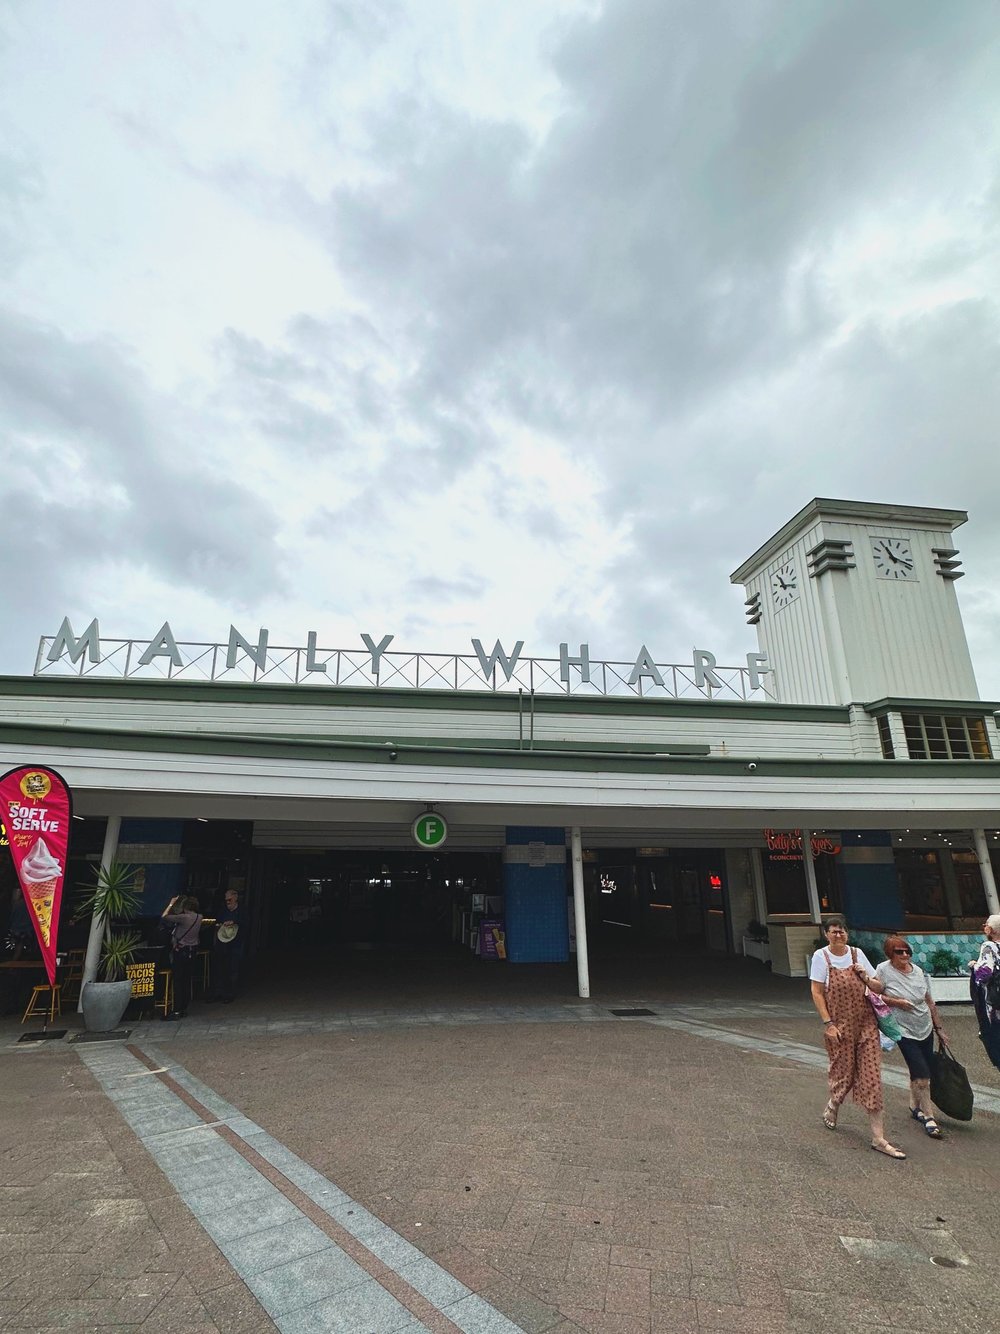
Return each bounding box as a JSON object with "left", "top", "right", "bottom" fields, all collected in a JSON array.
[{"left": 2, "top": 952, "right": 1000, "bottom": 1332}]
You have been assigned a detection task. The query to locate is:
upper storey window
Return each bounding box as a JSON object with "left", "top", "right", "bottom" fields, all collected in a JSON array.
[{"left": 901, "top": 713, "right": 991, "bottom": 760}]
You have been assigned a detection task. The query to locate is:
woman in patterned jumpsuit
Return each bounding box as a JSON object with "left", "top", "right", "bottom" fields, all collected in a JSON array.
[{"left": 809, "top": 915, "right": 906, "bottom": 1159}]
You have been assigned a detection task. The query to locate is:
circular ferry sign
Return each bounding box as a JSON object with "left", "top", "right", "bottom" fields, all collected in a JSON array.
[{"left": 412, "top": 812, "right": 448, "bottom": 849}]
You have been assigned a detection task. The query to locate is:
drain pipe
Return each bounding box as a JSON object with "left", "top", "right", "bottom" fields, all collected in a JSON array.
[
  {"left": 78, "top": 814, "right": 121, "bottom": 1012},
  {"left": 570, "top": 826, "right": 590, "bottom": 998}
]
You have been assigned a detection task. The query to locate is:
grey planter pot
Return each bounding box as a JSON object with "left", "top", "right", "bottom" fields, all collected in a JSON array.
[{"left": 81, "top": 979, "right": 133, "bottom": 1032}]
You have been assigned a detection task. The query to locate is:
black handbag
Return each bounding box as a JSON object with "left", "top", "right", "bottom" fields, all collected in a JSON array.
[{"left": 929, "top": 1038, "right": 974, "bottom": 1121}]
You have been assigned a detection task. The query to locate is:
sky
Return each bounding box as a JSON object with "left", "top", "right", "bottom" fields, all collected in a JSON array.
[{"left": 1, "top": 0, "right": 999, "bottom": 695}]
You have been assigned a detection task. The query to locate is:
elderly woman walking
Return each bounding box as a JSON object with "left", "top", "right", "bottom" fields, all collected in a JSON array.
[
  {"left": 875, "top": 935, "right": 948, "bottom": 1138},
  {"left": 970, "top": 913, "right": 1000, "bottom": 1072},
  {"left": 809, "top": 915, "right": 905, "bottom": 1159}
]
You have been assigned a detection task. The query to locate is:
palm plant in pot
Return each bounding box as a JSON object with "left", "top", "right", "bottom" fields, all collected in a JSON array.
[{"left": 77, "top": 862, "right": 143, "bottom": 1032}]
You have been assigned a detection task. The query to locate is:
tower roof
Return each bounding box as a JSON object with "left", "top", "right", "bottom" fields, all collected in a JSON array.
[{"left": 730, "top": 498, "right": 967, "bottom": 585}]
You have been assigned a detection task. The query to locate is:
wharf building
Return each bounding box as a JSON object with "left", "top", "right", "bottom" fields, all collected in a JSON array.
[{"left": 1, "top": 497, "right": 998, "bottom": 998}]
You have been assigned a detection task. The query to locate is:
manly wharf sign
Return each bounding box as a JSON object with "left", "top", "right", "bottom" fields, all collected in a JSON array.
[{"left": 36, "top": 618, "right": 774, "bottom": 702}]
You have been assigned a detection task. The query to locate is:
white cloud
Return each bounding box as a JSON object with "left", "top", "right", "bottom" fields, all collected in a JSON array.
[{"left": 1, "top": 0, "right": 999, "bottom": 695}]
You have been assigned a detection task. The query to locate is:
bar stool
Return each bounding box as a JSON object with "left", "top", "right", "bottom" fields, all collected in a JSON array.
[
  {"left": 22, "top": 985, "right": 62, "bottom": 1025},
  {"left": 198, "top": 950, "right": 211, "bottom": 992},
  {"left": 61, "top": 953, "right": 85, "bottom": 1003},
  {"left": 155, "top": 969, "right": 174, "bottom": 1019}
]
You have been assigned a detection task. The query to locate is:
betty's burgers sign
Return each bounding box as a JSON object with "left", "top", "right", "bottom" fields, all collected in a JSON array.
[{"left": 0, "top": 767, "right": 72, "bottom": 985}]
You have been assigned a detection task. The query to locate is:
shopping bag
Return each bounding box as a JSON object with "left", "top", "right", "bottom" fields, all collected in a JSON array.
[
  {"left": 929, "top": 1039, "right": 974, "bottom": 1121},
  {"left": 865, "top": 988, "right": 903, "bottom": 1043}
]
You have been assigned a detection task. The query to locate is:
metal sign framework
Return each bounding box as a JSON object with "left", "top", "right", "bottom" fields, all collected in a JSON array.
[{"left": 35, "top": 635, "right": 774, "bottom": 701}]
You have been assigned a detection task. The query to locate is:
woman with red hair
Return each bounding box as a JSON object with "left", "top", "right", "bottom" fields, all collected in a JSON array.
[{"left": 875, "top": 935, "right": 948, "bottom": 1138}]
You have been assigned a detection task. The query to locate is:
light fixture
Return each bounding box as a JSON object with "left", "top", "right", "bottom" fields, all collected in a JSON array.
[
  {"left": 73, "top": 815, "right": 85, "bottom": 822},
  {"left": 196, "top": 817, "right": 208, "bottom": 823}
]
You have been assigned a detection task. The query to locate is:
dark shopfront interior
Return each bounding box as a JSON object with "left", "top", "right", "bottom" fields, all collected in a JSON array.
[
  {"left": 582, "top": 848, "right": 729, "bottom": 953},
  {"left": 251, "top": 848, "right": 502, "bottom": 955},
  {"left": 3, "top": 816, "right": 730, "bottom": 1014}
]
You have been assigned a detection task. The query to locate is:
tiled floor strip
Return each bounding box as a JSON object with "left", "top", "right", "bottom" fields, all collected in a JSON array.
[
  {"left": 75, "top": 1043, "right": 524, "bottom": 1334},
  {"left": 647, "top": 1013, "right": 1000, "bottom": 1115}
]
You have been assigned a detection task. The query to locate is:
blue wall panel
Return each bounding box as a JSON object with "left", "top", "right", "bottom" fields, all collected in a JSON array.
[{"left": 503, "top": 825, "right": 568, "bottom": 963}]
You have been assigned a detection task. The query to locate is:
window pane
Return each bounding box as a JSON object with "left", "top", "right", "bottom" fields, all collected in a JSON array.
[
  {"left": 969, "top": 719, "right": 992, "bottom": 759},
  {"left": 923, "top": 715, "right": 948, "bottom": 759},
  {"left": 943, "top": 717, "right": 970, "bottom": 758},
  {"left": 877, "top": 716, "right": 895, "bottom": 759},
  {"left": 902, "top": 713, "right": 927, "bottom": 759},
  {"left": 952, "top": 850, "right": 988, "bottom": 918},
  {"left": 895, "top": 849, "right": 947, "bottom": 926}
]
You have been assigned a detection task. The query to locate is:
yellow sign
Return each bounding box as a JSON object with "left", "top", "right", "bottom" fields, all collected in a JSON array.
[
  {"left": 125, "top": 960, "right": 156, "bottom": 999},
  {"left": 19, "top": 771, "right": 52, "bottom": 801}
]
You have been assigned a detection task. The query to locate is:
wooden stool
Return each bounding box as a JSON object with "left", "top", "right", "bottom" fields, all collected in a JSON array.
[
  {"left": 22, "top": 985, "right": 62, "bottom": 1025},
  {"left": 60, "top": 957, "right": 85, "bottom": 1003},
  {"left": 155, "top": 969, "right": 174, "bottom": 1018}
]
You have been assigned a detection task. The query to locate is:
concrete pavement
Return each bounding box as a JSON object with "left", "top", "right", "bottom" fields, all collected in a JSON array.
[{"left": 2, "top": 955, "right": 999, "bottom": 1332}]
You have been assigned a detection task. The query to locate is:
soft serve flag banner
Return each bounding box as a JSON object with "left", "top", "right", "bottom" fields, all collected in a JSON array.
[{"left": 0, "top": 767, "right": 72, "bottom": 985}]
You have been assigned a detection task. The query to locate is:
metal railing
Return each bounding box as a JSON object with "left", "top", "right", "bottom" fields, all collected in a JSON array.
[{"left": 34, "top": 637, "right": 775, "bottom": 702}]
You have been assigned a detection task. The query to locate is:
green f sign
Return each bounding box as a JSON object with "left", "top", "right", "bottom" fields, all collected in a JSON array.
[{"left": 412, "top": 813, "right": 448, "bottom": 849}]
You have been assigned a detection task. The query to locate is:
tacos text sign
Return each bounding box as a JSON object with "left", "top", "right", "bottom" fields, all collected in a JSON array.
[{"left": 0, "top": 766, "right": 72, "bottom": 985}]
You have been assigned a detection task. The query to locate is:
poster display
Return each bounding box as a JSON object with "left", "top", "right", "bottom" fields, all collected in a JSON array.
[{"left": 0, "top": 767, "right": 73, "bottom": 985}]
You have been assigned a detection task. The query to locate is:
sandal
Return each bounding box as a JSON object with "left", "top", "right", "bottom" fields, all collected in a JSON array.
[
  {"left": 871, "top": 1139, "right": 906, "bottom": 1159},
  {"left": 822, "top": 1100, "right": 838, "bottom": 1130},
  {"left": 922, "top": 1117, "right": 943, "bottom": 1139},
  {"left": 909, "top": 1108, "right": 928, "bottom": 1124}
]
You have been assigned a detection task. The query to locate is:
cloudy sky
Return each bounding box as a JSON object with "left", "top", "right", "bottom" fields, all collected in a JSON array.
[{"left": 2, "top": 0, "right": 999, "bottom": 695}]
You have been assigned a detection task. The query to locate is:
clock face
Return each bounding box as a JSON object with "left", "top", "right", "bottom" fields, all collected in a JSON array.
[
  {"left": 771, "top": 561, "right": 798, "bottom": 609},
  {"left": 871, "top": 536, "right": 916, "bottom": 580}
]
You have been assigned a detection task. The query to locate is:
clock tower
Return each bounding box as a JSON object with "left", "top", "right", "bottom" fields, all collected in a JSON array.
[{"left": 730, "top": 499, "right": 978, "bottom": 706}]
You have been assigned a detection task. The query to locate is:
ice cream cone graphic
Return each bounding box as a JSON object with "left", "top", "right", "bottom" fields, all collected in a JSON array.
[{"left": 20, "top": 837, "right": 62, "bottom": 949}]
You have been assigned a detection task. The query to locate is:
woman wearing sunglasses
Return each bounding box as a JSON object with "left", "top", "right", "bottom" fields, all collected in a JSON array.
[{"left": 875, "top": 935, "right": 948, "bottom": 1139}]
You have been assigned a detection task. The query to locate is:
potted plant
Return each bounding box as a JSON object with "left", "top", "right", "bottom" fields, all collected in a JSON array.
[
  {"left": 77, "top": 862, "right": 143, "bottom": 1032},
  {"left": 742, "top": 919, "right": 771, "bottom": 964},
  {"left": 926, "top": 947, "right": 969, "bottom": 1004}
]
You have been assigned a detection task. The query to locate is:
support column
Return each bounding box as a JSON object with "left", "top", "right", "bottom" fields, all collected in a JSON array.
[
  {"left": 974, "top": 829, "right": 1000, "bottom": 915},
  {"left": 748, "top": 847, "right": 768, "bottom": 923},
  {"left": 569, "top": 827, "right": 590, "bottom": 999},
  {"left": 801, "top": 828, "right": 822, "bottom": 925},
  {"left": 78, "top": 815, "right": 120, "bottom": 1012}
]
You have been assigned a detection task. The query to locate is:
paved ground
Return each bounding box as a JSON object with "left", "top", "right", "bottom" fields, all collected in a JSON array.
[{"left": 3, "top": 951, "right": 1000, "bottom": 1332}]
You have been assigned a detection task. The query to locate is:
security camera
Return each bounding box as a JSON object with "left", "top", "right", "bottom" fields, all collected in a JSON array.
[
  {"left": 746, "top": 761, "right": 757, "bottom": 772},
  {"left": 385, "top": 741, "right": 399, "bottom": 762}
]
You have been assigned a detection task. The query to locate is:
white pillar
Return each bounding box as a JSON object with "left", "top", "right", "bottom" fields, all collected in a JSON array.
[
  {"left": 974, "top": 829, "right": 1000, "bottom": 915},
  {"left": 570, "top": 826, "right": 590, "bottom": 999},
  {"left": 78, "top": 815, "right": 120, "bottom": 1012},
  {"left": 800, "top": 827, "right": 822, "bottom": 925},
  {"left": 748, "top": 847, "right": 768, "bottom": 924}
]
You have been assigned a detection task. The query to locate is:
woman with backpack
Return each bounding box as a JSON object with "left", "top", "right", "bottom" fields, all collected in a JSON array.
[{"left": 971, "top": 914, "right": 1000, "bottom": 1072}]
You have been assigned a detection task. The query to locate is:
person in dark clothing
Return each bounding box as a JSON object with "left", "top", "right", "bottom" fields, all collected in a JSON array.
[
  {"left": 970, "top": 913, "right": 1000, "bottom": 1072},
  {"left": 208, "top": 889, "right": 243, "bottom": 1003},
  {"left": 161, "top": 894, "right": 202, "bottom": 1019}
]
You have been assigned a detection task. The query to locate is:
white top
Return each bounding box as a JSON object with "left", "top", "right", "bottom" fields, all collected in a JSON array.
[
  {"left": 809, "top": 946, "right": 875, "bottom": 986},
  {"left": 874, "top": 960, "right": 933, "bottom": 1041}
]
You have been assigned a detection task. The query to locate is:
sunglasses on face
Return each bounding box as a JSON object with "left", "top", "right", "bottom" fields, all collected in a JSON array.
[{"left": 892, "top": 948, "right": 912, "bottom": 956}]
